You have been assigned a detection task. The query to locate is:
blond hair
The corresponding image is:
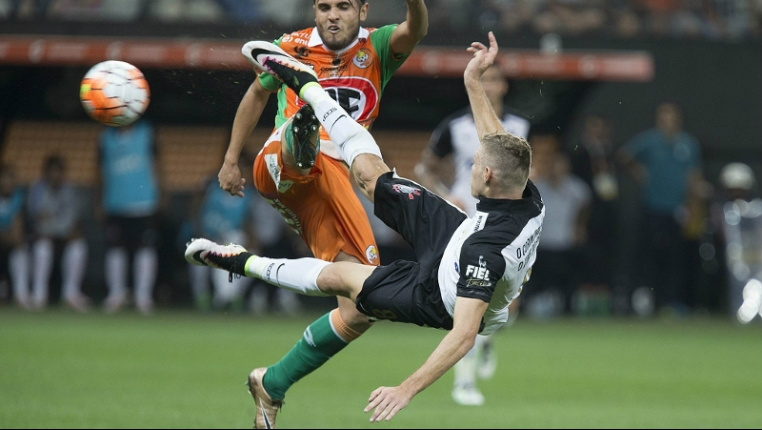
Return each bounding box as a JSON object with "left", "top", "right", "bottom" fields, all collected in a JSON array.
[{"left": 481, "top": 132, "right": 532, "bottom": 192}]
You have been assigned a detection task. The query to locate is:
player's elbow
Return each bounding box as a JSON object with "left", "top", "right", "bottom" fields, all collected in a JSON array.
[{"left": 451, "top": 326, "right": 479, "bottom": 352}]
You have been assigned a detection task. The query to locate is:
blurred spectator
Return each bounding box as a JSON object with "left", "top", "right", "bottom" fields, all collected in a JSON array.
[
  {"left": 46, "top": 0, "right": 142, "bottom": 21},
  {"left": 9, "top": 0, "right": 52, "bottom": 19},
  {"left": 187, "top": 153, "right": 256, "bottom": 312},
  {"left": 26, "top": 155, "right": 89, "bottom": 311},
  {"left": 709, "top": 162, "right": 761, "bottom": 314},
  {"left": 532, "top": 0, "right": 608, "bottom": 36},
  {"left": 97, "top": 119, "right": 161, "bottom": 315},
  {"left": 527, "top": 133, "right": 592, "bottom": 317},
  {"left": 702, "top": 0, "right": 757, "bottom": 40},
  {"left": 245, "top": 195, "right": 304, "bottom": 316},
  {"left": 617, "top": 102, "right": 704, "bottom": 315},
  {"left": 566, "top": 113, "right": 619, "bottom": 291},
  {"left": 4, "top": 0, "right": 761, "bottom": 41},
  {"left": 0, "top": 163, "right": 29, "bottom": 308},
  {"left": 146, "top": 0, "right": 224, "bottom": 22}
]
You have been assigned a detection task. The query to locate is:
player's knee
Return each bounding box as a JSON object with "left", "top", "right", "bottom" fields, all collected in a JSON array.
[
  {"left": 338, "top": 306, "right": 374, "bottom": 333},
  {"left": 352, "top": 157, "right": 389, "bottom": 201}
]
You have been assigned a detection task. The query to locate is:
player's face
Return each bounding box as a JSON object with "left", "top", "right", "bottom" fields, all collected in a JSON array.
[{"left": 314, "top": 0, "right": 368, "bottom": 51}]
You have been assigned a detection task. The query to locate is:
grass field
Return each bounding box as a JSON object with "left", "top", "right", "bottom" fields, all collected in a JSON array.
[{"left": 1, "top": 308, "right": 760, "bottom": 429}]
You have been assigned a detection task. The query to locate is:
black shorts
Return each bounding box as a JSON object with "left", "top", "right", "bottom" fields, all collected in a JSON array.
[
  {"left": 105, "top": 215, "right": 159, "bottom": 250},
  {"left": 355, "top": 172, "right": 467, "bottom": 330}
]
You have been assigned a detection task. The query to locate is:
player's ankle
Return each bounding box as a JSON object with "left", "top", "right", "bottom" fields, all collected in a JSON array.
[
  {"left": 244, "top": 255, "right": 267, "bottom": 278},
  {"left": 300, "top": 82, "right": 328, "bottom": 104}
]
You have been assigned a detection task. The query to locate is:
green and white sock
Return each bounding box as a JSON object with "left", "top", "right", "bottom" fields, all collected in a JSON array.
[{"left": 262, "top": 312, "right": 349, "bottom": 400}]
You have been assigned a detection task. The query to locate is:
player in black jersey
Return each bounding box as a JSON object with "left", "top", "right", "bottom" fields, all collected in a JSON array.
[{"left": 186, "top": 32, "right": 544, "bottom": 424}]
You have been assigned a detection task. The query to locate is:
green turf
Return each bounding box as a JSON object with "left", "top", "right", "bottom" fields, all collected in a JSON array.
[{"left": 1, "top": 308, "right": 760, "bottom": 428}]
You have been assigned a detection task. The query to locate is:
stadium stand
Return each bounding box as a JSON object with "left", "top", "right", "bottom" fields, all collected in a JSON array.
[{"left": 0, "top": 121, "right": 429, "bottom": 191}]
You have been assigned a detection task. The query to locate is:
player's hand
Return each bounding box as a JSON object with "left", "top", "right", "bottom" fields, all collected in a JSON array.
[
  {"left": 218, "top": 162, "right": 246, "bottom": 197},
  {"left": 464, "top": 31, "right": 499, "bottom": 81},
  {"left": 364, "top": 385, "right": 413, "bottom": 422}
]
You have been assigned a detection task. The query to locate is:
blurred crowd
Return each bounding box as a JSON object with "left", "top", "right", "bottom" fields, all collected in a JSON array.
[{"left": 1, "top": 0, "right": 761, "bottom": 41}]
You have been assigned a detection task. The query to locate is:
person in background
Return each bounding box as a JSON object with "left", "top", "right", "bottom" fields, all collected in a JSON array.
[
  {"left": 97, "top": 119, "right": 161, "bottom": 315},
  {"left": 187, "top": 153, "right": 256, "bottom": 312},
  {"left": 246, "top": 195, "right": 305, "bottom": 316},
  {"left": 528, "top": 134, "right": 592, "bottom": 317},
  {"left": 0, "top": 163, "right": 29, "bottom": 309},
  {"left": 617, "top": 102, "right": 704, "bottom": 315},
  {"left": 415, "top": 62, "right": 530, "bottom": 406},
  {"left": 566, "top": 113, "right": 620, "bottom": 301},
  {"left": 26, "top": 155, "right": 89, "bottom": 311},
  {"left": 709, "top": 162, "right": 760, "bottom": 315}
]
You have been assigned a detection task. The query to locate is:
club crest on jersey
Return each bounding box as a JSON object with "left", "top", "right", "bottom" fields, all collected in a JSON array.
[
  {"left": 365, "top": 245, "right": 379, "bottom": 263},
  {"left": 353, "top": 48, "right": 373, "bottom": 69},
  {"left": 392, "top": 184, "right": 421, "bottom": 200}
]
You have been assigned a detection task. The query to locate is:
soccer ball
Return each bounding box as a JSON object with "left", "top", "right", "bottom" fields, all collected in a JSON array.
[{"left": 80, "top": 60, "right": 150, "bottom": 127}]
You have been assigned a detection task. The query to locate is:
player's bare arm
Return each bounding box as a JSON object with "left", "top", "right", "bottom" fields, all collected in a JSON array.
[
  {"left": 389, "top": 0, "right": 428, "bottom": 56},
  {"left": 464, "top": 32, "right": 505, "bottom": 139},
  {"left": 218, "top": 78, "right": 272, "bottom": 197},
  {"left": 364, "top": 297, "right": 488, "bottom": 422}
]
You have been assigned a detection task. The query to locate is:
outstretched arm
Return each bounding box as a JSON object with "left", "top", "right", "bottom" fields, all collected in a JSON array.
[
  {"left": 389, "top": 0, "right": 428, "bottom": 56},
  {"left": 364, "top": 297, "right": 488, "bottom": 422},
  {"left": 218, "top": 78, "right": 272, "bottom": 197},
  {"left": 464, "top": 31, "right": 505, "bottom": 139}
]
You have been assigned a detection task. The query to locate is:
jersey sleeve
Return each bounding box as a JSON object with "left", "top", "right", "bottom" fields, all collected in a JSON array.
[
  {"left": 256, "top": 36, "right": 285, "bottom": 92},
  {"left": 369, "top": 24, "right": 409, "bottom": 89},
  {"left": 428, "top": 119, "right": 454, "bottom": 159},
  {"left": 456, "top": 243, "right": 506, "bottom": 303}
]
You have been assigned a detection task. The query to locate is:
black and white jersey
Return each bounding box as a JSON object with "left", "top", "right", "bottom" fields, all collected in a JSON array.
[
  {"left": 437, "top": 181, "right": 544, "bottom": 335},
  {"left": 429, "top": 108, "right": 531, "bottom": 216}
]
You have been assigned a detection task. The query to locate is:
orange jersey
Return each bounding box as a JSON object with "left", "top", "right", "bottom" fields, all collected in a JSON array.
[{"left": 259, "top": 26, "right": 408, "bottom": 151}]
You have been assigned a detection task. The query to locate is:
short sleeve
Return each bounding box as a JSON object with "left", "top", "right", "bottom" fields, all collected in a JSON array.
[
  {"left": 456, "top": 245, "right": 506, "bottom": 303},
  {"left": 369, "top": 24, "right": 409, "bottom": 88}
]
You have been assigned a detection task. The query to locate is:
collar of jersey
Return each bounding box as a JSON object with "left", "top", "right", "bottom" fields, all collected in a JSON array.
[
  {"left": 476, "top": 191, "right": 540, "bottom": 215},
  {"left": 308, "top": 26, "right": 370, "bottom": 54}
]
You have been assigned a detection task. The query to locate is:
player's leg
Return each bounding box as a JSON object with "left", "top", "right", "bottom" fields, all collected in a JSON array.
[
  {"left": 7, "top": 244, "right": 30, "bottom": 309},
  {"left": 185, "top": 239, "right": 373, "bottom": 300},
  {"left": 30, "top": 237, "right": 53, "bottom": 310},
  {"left": 103, "top": 216, "right": 129, "bottom": 313},
  {"left": 247, "top": 142, "right": 379, "bottom": 427},
  {"left": 61, "top": 237, "right": 90, "bottom": 312},
  {"left": 132, "top": 216, "right": 158, "bottom": 315}
]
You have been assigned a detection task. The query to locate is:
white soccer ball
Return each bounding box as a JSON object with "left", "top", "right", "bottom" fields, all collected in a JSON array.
[{"left": 79, "top": 60, "right": 150, "bottom": 127}]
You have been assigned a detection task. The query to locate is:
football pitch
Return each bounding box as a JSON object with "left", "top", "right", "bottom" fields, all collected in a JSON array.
[{"left": 1, "top": 308, "right": 760, "bottom": 429}]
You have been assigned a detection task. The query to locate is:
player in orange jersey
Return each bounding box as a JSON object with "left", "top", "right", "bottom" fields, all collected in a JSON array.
[{"left": 216, "top": 0, "right": 428, "bottom": 427}]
